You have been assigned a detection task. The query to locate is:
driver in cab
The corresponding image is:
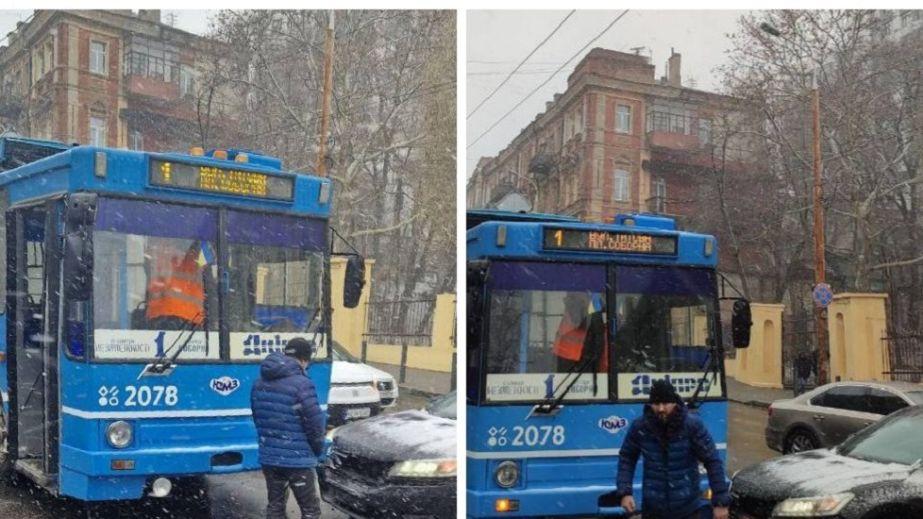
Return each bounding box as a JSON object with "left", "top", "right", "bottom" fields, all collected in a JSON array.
[
  {"left": 553, "top": 291, "right": 608, "bottom": 373},
  {"left": 145, "top": 239, "right": 206, "bottom": 330}
]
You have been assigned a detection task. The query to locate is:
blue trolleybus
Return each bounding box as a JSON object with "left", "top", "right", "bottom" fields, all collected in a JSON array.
[
  {"left": 0, "top": 136, "right": 364, "bottom": 505},
  {"left": 466, "top": 210, "right": 751, "bottom": 517}
]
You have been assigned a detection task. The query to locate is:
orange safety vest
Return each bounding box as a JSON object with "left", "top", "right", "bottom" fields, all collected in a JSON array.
[
  {"left": 553, "top": 314, "right": 586, "bottom": 362},
  {"left": 553, "top": 314, "right": 609, "bottom": 371},
  {"left": 146, "top": 249, "right": 205, "bottom": 325}
]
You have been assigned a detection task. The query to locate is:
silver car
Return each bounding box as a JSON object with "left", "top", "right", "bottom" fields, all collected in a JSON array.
[{"left": 765, "top": 380, "right": 923, "bottom": 454}]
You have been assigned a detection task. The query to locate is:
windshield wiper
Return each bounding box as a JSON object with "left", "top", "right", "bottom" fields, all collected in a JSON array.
[
  {"left": 532, "top": 313, "right": 606, "bottom": 416},
  {"left": 140, "top": 311, "right": 204, "bottom": 377},
  {"left": 687, "top": 337, "right": 720, "bottom": 410}
]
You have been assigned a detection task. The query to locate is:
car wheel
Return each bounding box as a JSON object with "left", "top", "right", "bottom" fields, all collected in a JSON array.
[{"left": 783, "top": 428, "right": 818, "bottom": 454}]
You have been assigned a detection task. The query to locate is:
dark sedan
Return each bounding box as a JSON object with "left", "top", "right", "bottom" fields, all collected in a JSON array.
[
  {"left": 732, "top": 404, "right": 923, "bottom": 519},
  {"left": 320, "top": 391, "right": 457, "bottom": 518}
]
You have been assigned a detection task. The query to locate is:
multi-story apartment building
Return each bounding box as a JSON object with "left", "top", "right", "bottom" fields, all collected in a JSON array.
[
  {"left": 0, "top": 10, "right": 233, "bottom": 151},
  {"left": 467, "top": 47, "right": 747, "bottom": 223}
]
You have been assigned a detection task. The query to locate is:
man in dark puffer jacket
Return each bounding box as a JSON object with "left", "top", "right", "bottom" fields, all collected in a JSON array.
[
  {"left": 615, "top": 380, "right": 730, "bottom": 519},
  {"left": 251, "top": 338, "right": 326, "bottom": 519}
]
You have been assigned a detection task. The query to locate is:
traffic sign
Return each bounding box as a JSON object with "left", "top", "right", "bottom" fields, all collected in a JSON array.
[{"left": 813, "top": 283, "right": 834, "bottom": 308}]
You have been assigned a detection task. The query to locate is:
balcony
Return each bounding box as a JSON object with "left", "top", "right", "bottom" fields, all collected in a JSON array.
[{"left": 646, "top": 110, "right": 709, "bottom": 151}]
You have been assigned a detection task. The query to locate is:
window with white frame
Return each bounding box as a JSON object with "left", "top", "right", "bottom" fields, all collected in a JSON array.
[
  {"left": 89, "top": 116, "right": 107, "bottom": 147},
  {"left": 616, "top": 104, "right": 632, "bottom": 134},
  {"left": 180, "top": 68, "right": 195, "bottom": 97},
  {"left": 129, "top": 130, "right": 144, "bottom": 150},
  {"left": 652, "top": 177, "right": 667, "bottom": 213},
  {"left": 614, "top": 169, "right": 631, "bottom": 202},
  {"left": 90, "top": 41, "right": 107, "bottom": 75},
  {"left": 698, "top": 119, "right": 712, "bottom": 145}
]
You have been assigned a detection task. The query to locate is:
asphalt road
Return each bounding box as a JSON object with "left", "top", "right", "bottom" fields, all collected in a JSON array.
[
  {"left": 0, "top": 391, "right": 434, "bottom": 519},
  {"left": 726, "top": 401, "right": 779, "bottom": 475}
]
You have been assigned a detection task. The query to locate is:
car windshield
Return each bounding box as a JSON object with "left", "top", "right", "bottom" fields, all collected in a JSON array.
[
  {"left": 482, "top": 261, "right": 722, "bottom": 403},
  {"left": 839, "top": 407, "right": 923, "bottom": 465},
  {"left": 425, "top": 391, "right": 457, "bottom": 420},
  {"left": 332, "top": 343, "right": 360, "bottom": 363},
  {"left": 90, "top": 199, "right": 327, "bottom": 362}
]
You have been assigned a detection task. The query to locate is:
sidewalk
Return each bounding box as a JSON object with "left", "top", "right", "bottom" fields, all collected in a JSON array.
[{"left": 726, "top": 376, "right": 795, "bottom": 408}]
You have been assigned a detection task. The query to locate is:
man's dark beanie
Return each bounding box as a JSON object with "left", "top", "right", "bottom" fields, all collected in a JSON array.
[
  {"left": 284, "top": 337, "right": 314, "bottom": 361},
  {"left": 649, "top": 379, "right": 679, "bottom": 404}
]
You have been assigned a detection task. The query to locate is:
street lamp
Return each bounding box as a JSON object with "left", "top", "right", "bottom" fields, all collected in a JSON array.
[{"left": 760, "top": 22, "right": 829, "bottom": 385}]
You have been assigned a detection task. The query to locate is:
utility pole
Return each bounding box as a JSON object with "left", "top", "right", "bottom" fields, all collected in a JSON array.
[
  {"left": 316, "top": 10, "right": 335, "bottom": 176},
  {"left": 760, "top": 22, "right": 830, "bottom": 385},
  {"left": 811, "top": 70, "right": 829, "bottom": 385}
]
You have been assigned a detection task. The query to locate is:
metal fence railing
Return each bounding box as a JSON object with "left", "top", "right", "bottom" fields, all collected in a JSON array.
[
  {"left": 781, "top": 317, "right": 816, "bottom": 390},
  {"left": 363, "top": 298, "right": 435, "bottom": 347},
  {"left": 884, "top": 332, "right": 923, "bottom": 383}
]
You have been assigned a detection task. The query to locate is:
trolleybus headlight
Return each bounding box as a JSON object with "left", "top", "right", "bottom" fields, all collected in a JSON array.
[
  {"left": 494, "top": 460, "right": 520, "bottom": 488},
  {"left": 388, "top": 458, "right": 457, "bottom": 478},
  {"left": 106, "top": 420, "right": 133, "bottom": 448}
]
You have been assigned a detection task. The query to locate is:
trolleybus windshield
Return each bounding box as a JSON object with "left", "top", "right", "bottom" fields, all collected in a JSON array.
[
  {"left": 482, "top": 261, "right": 724, "bottom": 403},
  {"left": 90, "top": 198, "right": 327, "bottom": 362}
]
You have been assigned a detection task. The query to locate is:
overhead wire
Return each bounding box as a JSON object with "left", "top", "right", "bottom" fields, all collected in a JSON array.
[
  {"left": 467, "top": 9, "right": 630, "bottom": 151},
  {"left": 466, "top": 10, "right": 576, "bottom": 120}
]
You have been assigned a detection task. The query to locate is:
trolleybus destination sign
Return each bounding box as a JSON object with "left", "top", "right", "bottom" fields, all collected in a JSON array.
[
  {"left": 543, "top": 227, "right": 677, "bottom": 255},
  {"left": 150, "top": 158, "right": 295, "bottom": 200}
]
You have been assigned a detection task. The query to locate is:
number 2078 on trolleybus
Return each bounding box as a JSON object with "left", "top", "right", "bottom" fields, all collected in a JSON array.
[
  {"left": 0, "top": 137, "right": 365, "bottom": 505},
  {"left": 466, "top": 210, "right": 752, "bottom": 517}
]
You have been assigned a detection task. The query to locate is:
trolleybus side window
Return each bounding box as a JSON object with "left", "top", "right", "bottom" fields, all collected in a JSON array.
[
  {"left": 613, "top": 265, "right": 723, "bottom": 400},
  {"left": 92, "top": 198, "right": 219, "bottom": 361},
  {"left": 484, "top": 261, "right": 608, "bottom": 403},
  {"left": 225, "top": 211, "right": 326, "bottom": 362}
]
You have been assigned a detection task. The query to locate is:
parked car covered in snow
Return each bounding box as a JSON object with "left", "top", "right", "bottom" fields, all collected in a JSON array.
[
  {"left": 733, "top": 404, "right": 923, "bottom": 519},
  {"left": 320, "top": 391, "right": 457, "bottom": 518},
  {"left": 327, "top": 342, "right": 399, "bottom": 426}
]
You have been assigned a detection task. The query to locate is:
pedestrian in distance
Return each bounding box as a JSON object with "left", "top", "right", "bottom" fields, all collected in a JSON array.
[
  {"left": 794, "top": 349, "right": 813, "bottom": 396},
  {"left": 251, "top": 337, "right": 326, "bottom": 519},
  {"left": 614, "top": 379, "right": 731, "bottom": 519}
]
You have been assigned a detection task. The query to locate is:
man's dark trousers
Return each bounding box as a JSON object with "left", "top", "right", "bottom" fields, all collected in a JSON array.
[{"left": 263, "top": 466, "right": 321, "bottom": 519}]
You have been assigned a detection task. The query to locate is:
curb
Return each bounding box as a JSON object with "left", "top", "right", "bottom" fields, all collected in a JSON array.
[
  {"left": 728, "top": 397, "right": 771, "bottom": 409},
  {"left": 398, "top": 385, "right": 442, "bottom": 398}
]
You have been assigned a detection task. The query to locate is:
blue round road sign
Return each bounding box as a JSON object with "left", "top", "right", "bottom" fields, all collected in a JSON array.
[{"left": 813, "top": 283, "right": 834, "bottom": 308}]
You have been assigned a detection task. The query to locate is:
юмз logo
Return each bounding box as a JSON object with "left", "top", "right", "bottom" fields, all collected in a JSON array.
[
  {"left": 598, "top": 415, "right": 628, "bottom": 434},
  {"left": 210, "top": 376, "right": 241, "bottom": 396}
]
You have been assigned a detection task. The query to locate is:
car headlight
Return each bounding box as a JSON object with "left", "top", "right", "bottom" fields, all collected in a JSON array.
[
  {"left": 772, "top": 493, "right": 854, "bottom": 517},
  {"left": 495, "top": 460, "right": 520, "bottom": 488},
  {"left": 388, "top": 458, "right": 456, "bottom": 478},
  {"left": 106, "top": 420, "right": 133, "bottom": 449},
  {"left": 325, "top": 427, "right": 338, "bottom": 442},
  {"left": 376, "top": 379, "right": 392, "bottom": 391}
]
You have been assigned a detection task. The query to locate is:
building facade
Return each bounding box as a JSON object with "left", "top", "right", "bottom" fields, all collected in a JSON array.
[
  {"left": 467, "top": 47, "right": 747, "bottom": 224},
  {"left": 0, "top": 10, "right": 233, "bottom": 152}
]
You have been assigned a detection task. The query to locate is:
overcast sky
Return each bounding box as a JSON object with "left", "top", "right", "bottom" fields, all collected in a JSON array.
[{"left": 466, "top": 10, "right": 750, "bottom": 177}]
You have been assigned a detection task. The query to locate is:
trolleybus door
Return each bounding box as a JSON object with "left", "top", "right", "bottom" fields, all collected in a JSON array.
[{"left": 9, "top": 202, "right": 61, "bottom": 481}]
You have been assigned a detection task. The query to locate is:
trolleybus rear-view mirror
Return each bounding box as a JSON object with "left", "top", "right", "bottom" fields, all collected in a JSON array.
[
  {"left": 63, "top": 194, "right": 97, "bottom": 301},
  {"left": 466, "top": 261, "right": 489, "bottom": 351},
  {"left": 731, "top": 299, "right": 752, "bottom": 349},
  {"left": 343, "top": 255, "right": 365, "bottom": 309}
]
